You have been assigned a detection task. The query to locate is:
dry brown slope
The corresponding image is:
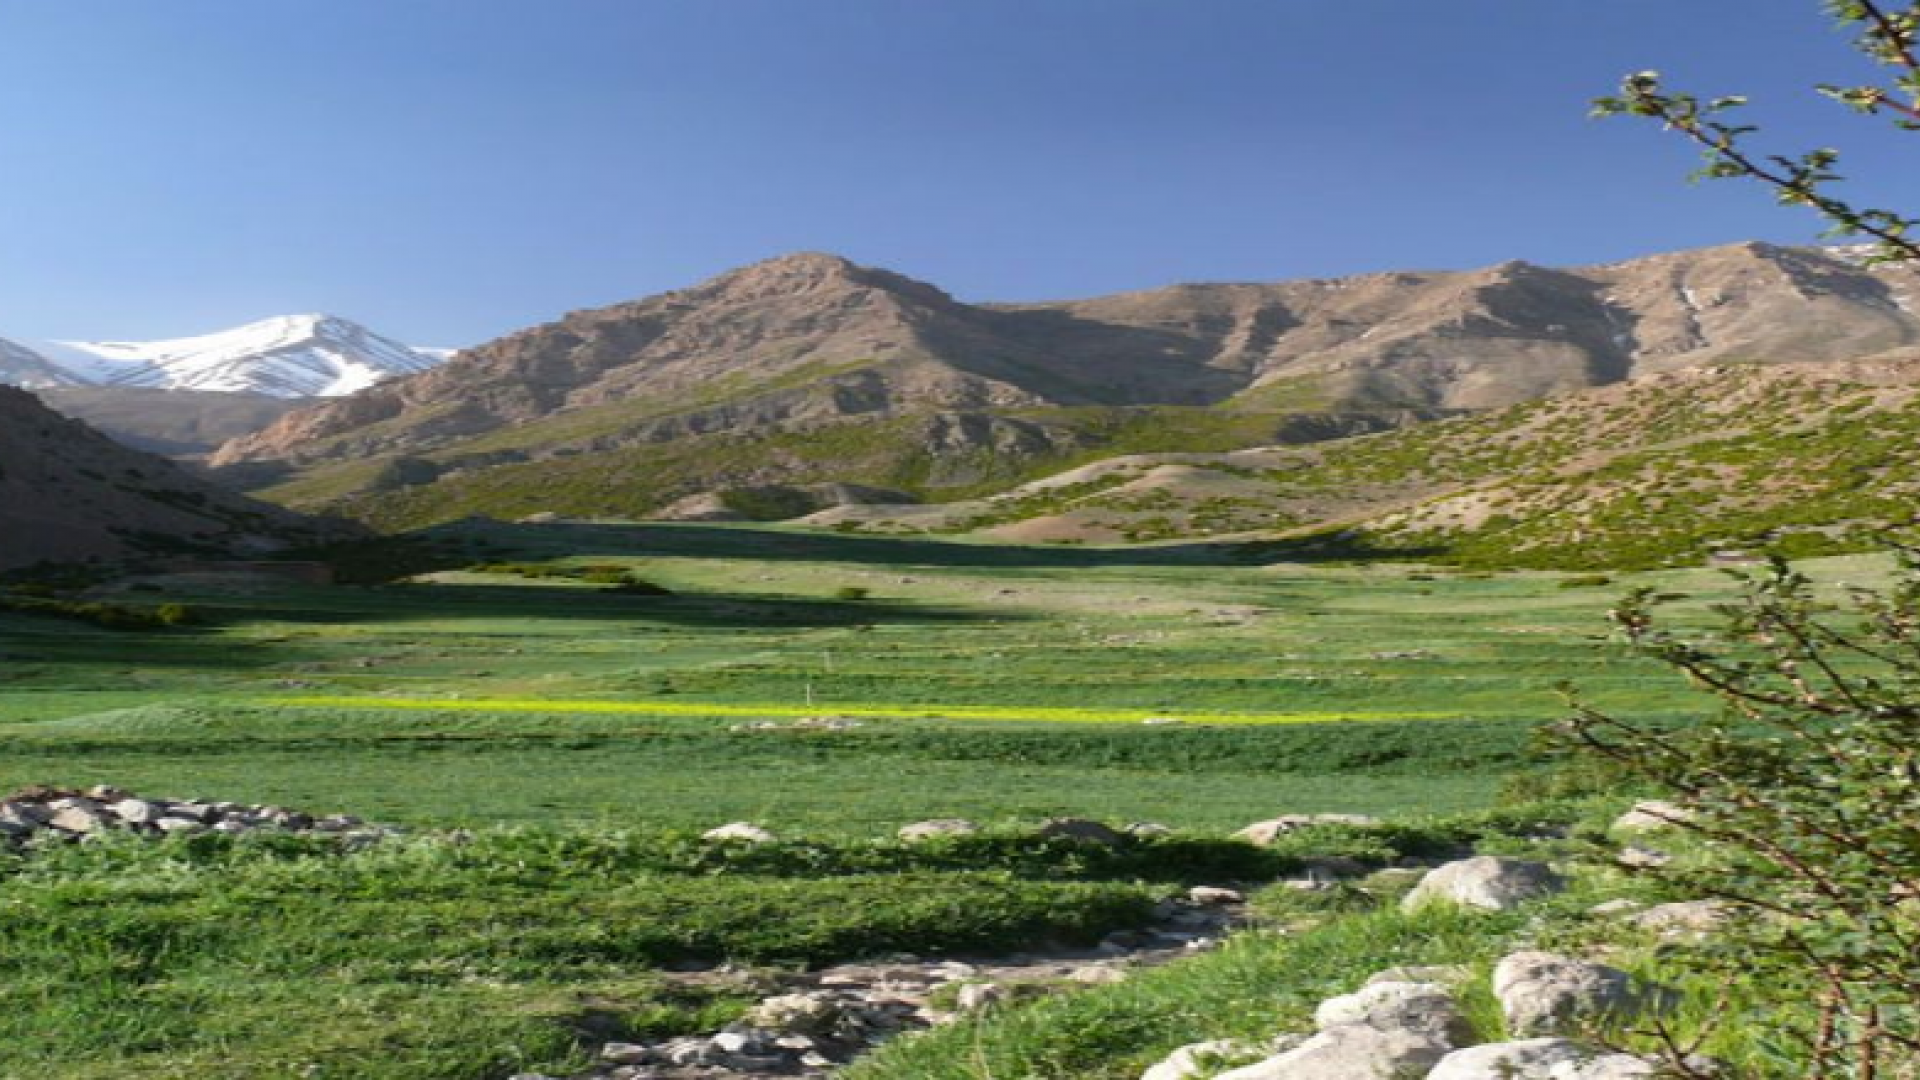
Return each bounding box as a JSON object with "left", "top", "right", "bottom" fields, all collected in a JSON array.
[{"left": 0, "top": 387, "right": 353, "bottom": 570}]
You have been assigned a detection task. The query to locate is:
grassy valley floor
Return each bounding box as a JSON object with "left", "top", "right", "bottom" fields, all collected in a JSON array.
[{"left": 0, "top": 523, "right": 1879, "bottom": 1078}]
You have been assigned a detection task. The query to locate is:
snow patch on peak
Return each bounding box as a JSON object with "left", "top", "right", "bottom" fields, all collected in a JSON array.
[
  {"left": 0, "top": 336, "right": 84, "bottom": 390},
  {"left": 29, "top": 314, "right": 446, "bottom": 398}
]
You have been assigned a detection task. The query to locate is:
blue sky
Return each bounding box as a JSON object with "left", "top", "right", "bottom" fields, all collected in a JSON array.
[{"left": 0, "top": 1, "right": 1908, "bottom": 346}]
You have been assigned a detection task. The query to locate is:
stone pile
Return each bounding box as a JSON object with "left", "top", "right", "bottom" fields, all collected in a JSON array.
[
  {"left": 0, "top": 785, "right": 386, "bottom": 845},
  {"left": 1145, "top": 946, "right": 1678, "bottom": 1080},
  {"left": 515, "top": 891, "right": 1250, "bottom": 1080}
]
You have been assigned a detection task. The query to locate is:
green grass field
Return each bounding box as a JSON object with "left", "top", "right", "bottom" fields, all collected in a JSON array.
[
  {"left": 0, "top": 523, "right": 1872, "bottom": 1078},
  {"left": 0, "top": 521, "right": 1820, "bottom": 828}
]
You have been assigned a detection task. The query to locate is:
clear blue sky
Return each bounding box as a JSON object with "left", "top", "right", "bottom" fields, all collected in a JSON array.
[{"left": 0, "top": 1, "right": 1908, "bottom": 346}]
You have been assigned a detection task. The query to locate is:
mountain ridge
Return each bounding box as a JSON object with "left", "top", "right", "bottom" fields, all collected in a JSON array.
[{"left": 213, "top": 241, "right": 1920, "bottom": 529}]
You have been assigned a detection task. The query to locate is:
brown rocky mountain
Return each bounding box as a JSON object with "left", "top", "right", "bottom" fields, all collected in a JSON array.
[
  {"left": 212, "top": 242, "right": 1920, "bottom": 526},
  {"left": 0, "top": 387, "right": 354, "bottom": 571}
]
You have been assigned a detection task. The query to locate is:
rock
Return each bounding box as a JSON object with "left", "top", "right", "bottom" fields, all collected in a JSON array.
[
  {"left": 154, "top": 817, "right": 206, "bottom": 834},
  {"left": 1615, "top": 845, "right": 1672, "bottom": 869},
  {"left": 954, "top": 982, "right": 1005, "bottom": 1010},
  {"left": 1187, "top": 886, "right": 1245, "bottom": 906},
  {"left": 1402, "top": 856, "right": 1565, "bottom": 912},
  {"left": 1214, "top": 1023, "right": 1451, "bottom": 1080},
  {"left": 1312, "top": 981, "right": 1471, "bottom": 1044},
  {"left": 1231, "top": 814, "right": 1381, "bottom": 846},
  {"left": 897, "top": 819, "right": 980, "bottom": 842},
  {"left": 745, "top": 992, "right": 844, "bottom": 1035},
  {"left": 1493, "top": 952, "right": 1666, "bottom": 1037},
  {"left": 1551, "top": 1054, "right": 1660, "bottom": 1079},
  {"left": 1126, "top": 821, "right": 1175, "bottom": 837},
  {"left": 1140, "top": 1039, "right": 1265, "bottom": 1080},
  {"left": 599, "top": 1041, "right": 650, "bottom": 1064},
  {"left": 1612, "top": 800, "right": 1693, "bottom": 832},
  {"left": 1428, "top": 1038, "right": 1591, "bottom": 1079},
  {"left": 1037, "top": 818, "right": 1126, "bottom": 846},
  {"left": 0, "top": 801, "right": 50, "bottom": 828},
  {"left": 108, "top": 799, "right": 161, "bottom": 826},
  {"left": 84, "top": 785, "right": 132, "bottom": 802},
  {"left": 47, "top": 804, "right": 108, "bottom": 834},
  {"left": 1587, "top": 899, "right": 1644, "bottom": 918},
  {"left": 703, "top": 822, "right": 777, "bottom": 843}
]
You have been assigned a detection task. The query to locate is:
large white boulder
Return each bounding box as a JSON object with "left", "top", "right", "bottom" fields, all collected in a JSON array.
[{"left": 1402, "top": 856, "right": 1565, "bottom": 912}]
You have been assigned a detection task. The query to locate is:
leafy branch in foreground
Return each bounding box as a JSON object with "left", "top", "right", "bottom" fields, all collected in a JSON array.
[
  {"left": 1593, "top": 1, "right": 1920, "bottom": 264},
  {"left": 1560, "top": 557, "right": 1920, "bottom": 1078}
]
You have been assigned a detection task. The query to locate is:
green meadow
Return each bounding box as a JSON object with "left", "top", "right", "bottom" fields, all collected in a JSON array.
[
  {"left": 0, "top": 521, "right": 1817, "bottom": 829},
  {"left": 0, "top": 523, "right": 1878, "bottom": 1078}
]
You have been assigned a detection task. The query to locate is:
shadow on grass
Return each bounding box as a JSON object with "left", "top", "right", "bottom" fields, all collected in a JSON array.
[{"left": 419, "top": 521, "right": 1444, "bottom": 570}]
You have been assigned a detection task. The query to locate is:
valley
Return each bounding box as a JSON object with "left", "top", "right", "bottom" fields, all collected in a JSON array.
[{"left": 6, "top": 241, "right": 1920, "bottom": 1079}]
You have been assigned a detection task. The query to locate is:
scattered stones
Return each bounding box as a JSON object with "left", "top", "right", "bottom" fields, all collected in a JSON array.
[
  {"left": 1231, "top": 814, "right": 1381, "bottom": 846},
  {"left": 896, "top": 819, "right": 980, "bottom": 842},
  {"left": 1493, "top": 951, "right": 1669, "bottom": 1037},
  {"left": 703, "top": 822, "right": 778, "bottom": 843},
  {"left": 0, "top": 786, "right": 389, "bottom": 848},
  {"left": 566, "top": 893, "right": 1245, "bottom": 1080},
  {"left": 1612, "top": 800, "right": 1694, "bottom": 833},
  {"left": 1402, "top": 856, "right": 1565, "bottom": 912},
  {"left": 729, "top": 717, "right": 865, "bottom": 733}
]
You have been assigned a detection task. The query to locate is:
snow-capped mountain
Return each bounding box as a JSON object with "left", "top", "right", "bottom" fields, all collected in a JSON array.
[
  {"left": 13, "top": 314, "right": 448, "bottom": 399},
  {"left": 0, "top": 335, "right": 87, "bottom": 389}
]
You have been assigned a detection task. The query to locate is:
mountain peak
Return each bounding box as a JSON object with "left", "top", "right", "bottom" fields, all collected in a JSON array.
[
  {"left": 695, "top": 252, "right": 954, "bottom": 307},
  {"left": 17, "top": 315, "right": 445, "bottom": 399}
]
